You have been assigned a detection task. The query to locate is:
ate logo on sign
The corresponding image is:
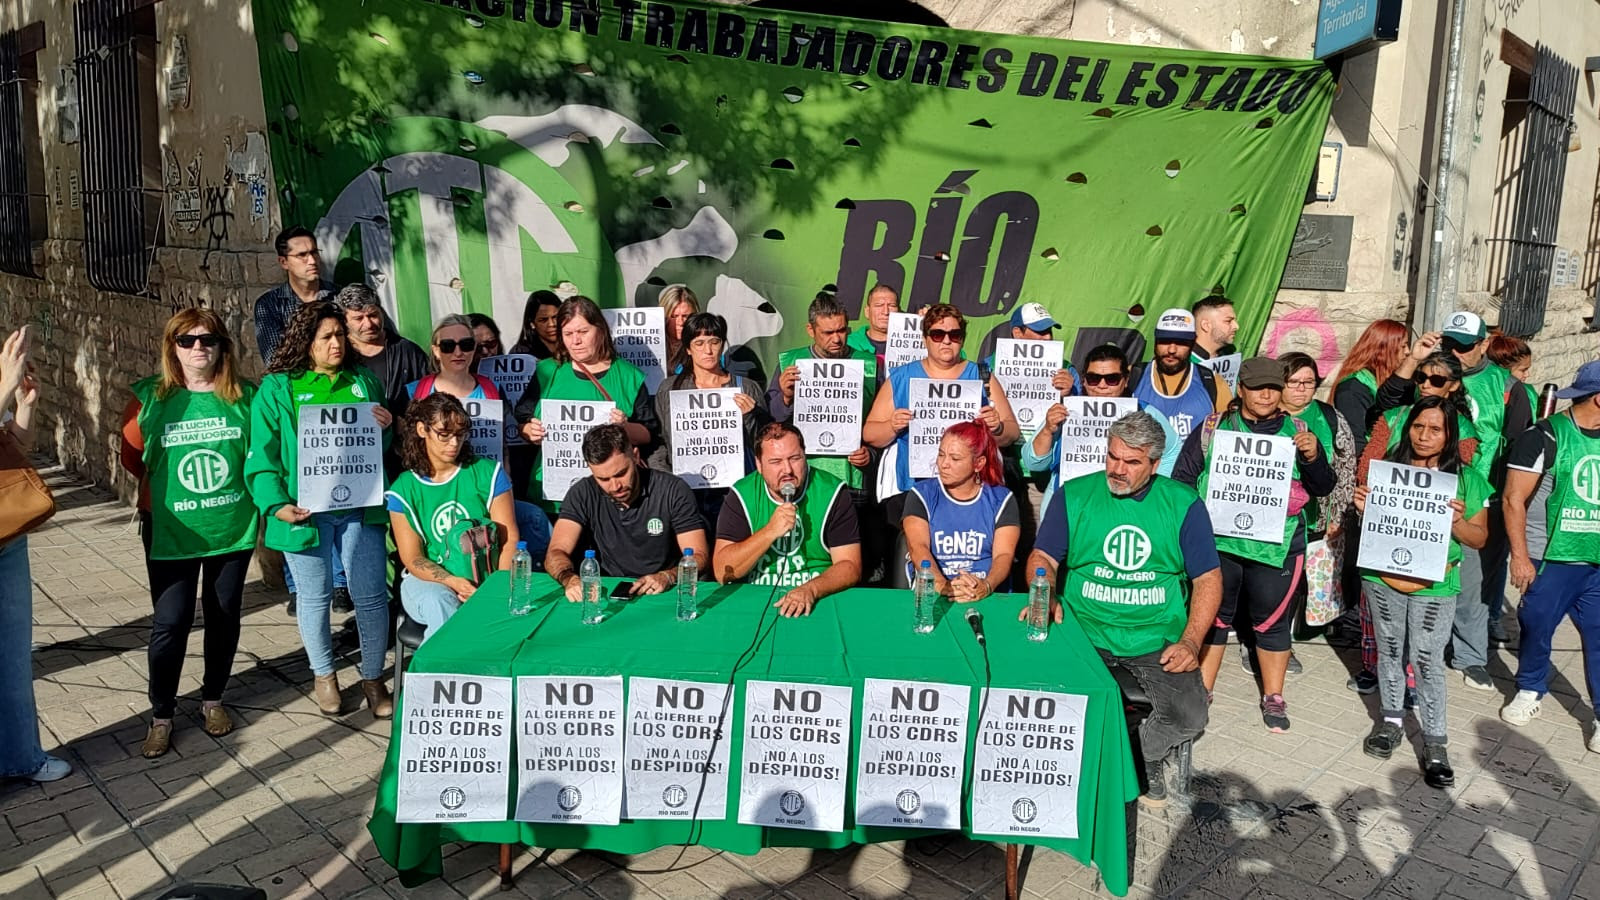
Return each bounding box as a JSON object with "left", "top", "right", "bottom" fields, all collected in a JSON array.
[
  {"left": 176, "top": 449, "right": 230, "bottom": 494},
  {"left": 1575, "top": 455, "right": 1600, "bottom": 505},
  {"left": 1102, "top": 525, "right": 1152, "bottom": 571}
]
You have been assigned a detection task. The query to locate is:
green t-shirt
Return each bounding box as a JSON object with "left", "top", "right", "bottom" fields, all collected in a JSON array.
[
  {"left": 133, "top": 376, "right": 259, "bottom": 560},
  {"left": 1362, "top": 464, "right": 1492, "bottom": 598},
  {"left": 776, "top": 345, "right": 878, "bottom": 490},
  {"left": 386, "top": 457, "right": 508, "bottom": 579},
  {"left": 1060, "top": 473, "right": 1198, "bottom": 657},
  {"left": 529, "top": 357, "right": 647, "bottom": 506},
  {"left": 1545, "top": 413, "right": 1600, "bottom": 564},
  {"left": 724, "top": 468, "right": 846, "bottom": 587}
]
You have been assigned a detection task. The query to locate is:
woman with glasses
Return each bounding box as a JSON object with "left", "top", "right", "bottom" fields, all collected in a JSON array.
[
  {"left": 864, "top": 304, "right": 1020, "bottom": 525},
  {"left": 388, "top": 393, "right": 519, "bottom": 643},
  {"left": 511, "top": 290, "right": 562, "bottom": 360},
  {"left": 467, "top": 313, "right": 504, "bottom": 370},
  {"left": 120, "top": 310, "right": 258, "bottom": 758},
  {"left": 1021, "top": 343, "right": 1179, "bottom": 510},
  {"left": 245, "top": 302, "right": 394, "bottom": 719}
]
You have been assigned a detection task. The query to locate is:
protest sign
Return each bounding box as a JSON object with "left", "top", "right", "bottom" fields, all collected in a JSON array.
[
  {"left": 539, "top": 400, "right": 615, "bottom": 502},
  {"left": 296, "top": 403, "right": 383, "bottom": 512},
  {"left": 1199, "top": 353, "right": 1241, "bottom": 391},
  {"left": 514, "top": 676, "right": 625, "bottom": 825},
  {"left": 602, "top": 307, "right": 667, "bottom": 392},
  {"left": 884, "top": 312, "right": 925, "bottom": 371},
  {"left": 970, "top": 688, "right": 1088, "bottom": 840},
  {"left": 1358, "top": 461, "right": 1457, "bottom": 582},
  {"left": 993, "top": 339, "right": 1064, "bottom": 439},
  {"left": 737, "top": 680, "right": 852, "bottom": 832},
  {"left": 855, "top": 679, "right": 970, "bottom": 830},
  {"left": 1057, "top": 397, "right": 1138, "bottom": 482},
  {"left": 1204, "top": 432, "right": 1294, "bottom": 543},
  {"left": 395, "top": 674, "right": 513, "bottom": 824},
  {"left": 478, "top": 354, "right": 537, "bottom": 446},
  {"left": 623, "top": 677, "right": 733, "bottom": 821},
  {"left": 463, "top": 398, "right": 505, "bottom": 462},
  {"left": 669, "top": 388, "right": 744, "bottom": 489},
  {"left": 793, "top": 359, "right": 864, "bottom": 456},
  {"left": 907, "top": 378, "right": 982, "bottom": 478}
]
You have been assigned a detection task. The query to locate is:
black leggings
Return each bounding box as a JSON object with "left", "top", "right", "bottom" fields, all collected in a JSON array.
[
  {"left": 1206, "top": 552, "right": 1304, "bottom": 653},
  {"left": 141, "top": 515, "right": 252, "bottom": 718}
]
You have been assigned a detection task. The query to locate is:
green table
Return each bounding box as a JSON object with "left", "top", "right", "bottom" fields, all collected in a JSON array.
[{"left": 368, "top": 574, "right": 1136, "bottom": 895}]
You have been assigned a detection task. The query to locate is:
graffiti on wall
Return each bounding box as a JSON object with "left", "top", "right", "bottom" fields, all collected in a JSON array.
[{"left": 1263, "top": 307, "right": 1342, "bottom": 375}]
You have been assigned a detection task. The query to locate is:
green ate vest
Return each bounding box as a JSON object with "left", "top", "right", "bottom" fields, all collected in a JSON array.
[
  {"left": 1060, "top": 473, "right": 1197, "bottom": 657},
  {"left": 1545, "top": 414, "right": 1600, "bottom": 564},
  {"left": 1361, "top": 464, "right": 1492, "bottom": 598},
  {"left": 1292, "top": 401, "right": 1337, "bottom": 533},
  {"left": 1196, "top": 413, "right": 1302, "bottom": 567},
  {"left": 1462, "top": 363, "right": 1512, "bottom": 477},
  {"left": 1381, "top": 404, "right": 1485, "bottom": 481},
  {"left": 726, "top": 468, "right": 845, "bottom": 587},
  {"left": 777, "top": 345, "right": 878, "bottom": 490},
  {"left": 529, "top": 357, "right": 646, "bottom": 507},
  {"left": 386, "top": 457, "right": 504, "bottom": 579},
  {"left": 134, "top": 377, "right": 258, "bottom": 560}
]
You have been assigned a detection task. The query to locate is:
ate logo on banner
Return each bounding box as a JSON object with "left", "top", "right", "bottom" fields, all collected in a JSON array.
[{"left": 1102, "top": 525, "right": 1152, "bottom": 571}]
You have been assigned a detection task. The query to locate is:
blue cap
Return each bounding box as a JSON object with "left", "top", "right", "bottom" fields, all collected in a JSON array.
[
  {"left": 683, "top": 548, "right": 694, "bottom": 556},
  {"left": 1035, "top": 568, "right": 1045, "bottom": 576},
  {"left": 1555, "top": 360, "right": 1600, "bottom": 399},
  {"left": 1010, "top": 301, "right": 1059, "bottom": 332},
  {"left": 516, "top": 541, "right": 527, "bottom": 550},
  {"left": 920, "top": 559, "right": 932, "bottom": 568},
  {"left": 584, "top": 549, "right": 595, "bottom": 558}
]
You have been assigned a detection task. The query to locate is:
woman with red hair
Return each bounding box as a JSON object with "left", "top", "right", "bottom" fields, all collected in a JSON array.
[
  {"left": 1332, "top": 320, "right": 1441, "bottom": 455},
  {"left": 902, "top": 419, "right": 1021, "bottom": 601}
]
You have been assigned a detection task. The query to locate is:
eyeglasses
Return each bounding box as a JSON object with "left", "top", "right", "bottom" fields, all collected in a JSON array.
[
  {"left": 285, "top": 249, "right": 320, "bottom": 260},
  {"left": 1414, "top": 373, "right": 1451, "bottom": 388},
  {"left": 1083, "top": 372, "right": 1125, "bottom": 387},
  {"left": 1285, "top": 378, "right": 1318, "bottom": 389},
  {"left": 174, "top": 333, "right": 221, "bottom": 349},
  {"left": 437, "top": 338, "right": 477, "bottom": 354},
  {"left": 428, "top": 428, "right": 467, "bottom": 443},
  {"left": 926, "top": 328, "right": 966, "bottom": 344}
]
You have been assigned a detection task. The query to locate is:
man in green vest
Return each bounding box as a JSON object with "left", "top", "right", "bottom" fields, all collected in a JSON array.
[
  {"left": 1024, "top": 410, "right": 1221, "bottom": 806},
  {"left": 847, "top": 283, "right": 900, "bottom": 385},
  {"left": 768, "top": 294, "right": 878, "bottom": 487},
  {"left": 1500, "top": 361, "right": 1600, "bottom": 747},
  {"left": 715, "top": 423, "right": 862, "bottom": 617},
  {"left": 1442, "top": 310, "right": 1534, "bottom": 685}
]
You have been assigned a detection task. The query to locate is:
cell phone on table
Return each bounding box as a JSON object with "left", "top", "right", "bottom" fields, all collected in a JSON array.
[{"left": 610, "top": 581, "right": 635, "bottom": 599}]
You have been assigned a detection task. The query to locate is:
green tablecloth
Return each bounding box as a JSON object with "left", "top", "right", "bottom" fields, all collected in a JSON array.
[{"left": 368, "top": 574, "right": 1136, "bottom": 894}]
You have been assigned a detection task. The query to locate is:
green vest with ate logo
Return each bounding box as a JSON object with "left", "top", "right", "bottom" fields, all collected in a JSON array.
[
  {"left": 1059, "top": 472, "right": 1196, "bottom": 657},
  {"left": 727, "top": 468, "right": 844, "bottom": 587},
  {"left": 385, "top": 457, "right": 503, "bottom": 579},
  {"left": 133, "top": 376, "right": 258, "bottom": 560},
  {"left": 1545, "top": 413, "right": 1600, "bottom": 564}
]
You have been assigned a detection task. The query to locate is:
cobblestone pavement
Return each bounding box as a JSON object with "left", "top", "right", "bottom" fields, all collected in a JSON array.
[{"left": 4, "top": 466, "right": 1600, "bottom": 900}]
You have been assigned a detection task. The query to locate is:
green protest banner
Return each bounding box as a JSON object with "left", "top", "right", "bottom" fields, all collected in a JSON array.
[{"left": 253, "top": 0, "right": 1333, "bottom": 367}]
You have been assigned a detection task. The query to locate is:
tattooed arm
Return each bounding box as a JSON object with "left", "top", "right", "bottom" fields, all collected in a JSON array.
[{"left": 391, "top": 510, "right": 477, "bottom": 601}]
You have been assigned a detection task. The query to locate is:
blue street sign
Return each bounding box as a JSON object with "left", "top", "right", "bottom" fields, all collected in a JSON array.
[{"left": 1314, "top": 0, "right": 1402, "bottom": 59}]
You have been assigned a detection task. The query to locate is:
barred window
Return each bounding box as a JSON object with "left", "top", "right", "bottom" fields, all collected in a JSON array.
[{"left": 0, "top": 23, "right": 47, "bottom": 278}]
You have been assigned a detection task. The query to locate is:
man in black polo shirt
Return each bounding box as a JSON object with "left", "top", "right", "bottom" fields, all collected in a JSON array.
[{"left": 545, "top": 424, "right": 709, "bottom": 600}]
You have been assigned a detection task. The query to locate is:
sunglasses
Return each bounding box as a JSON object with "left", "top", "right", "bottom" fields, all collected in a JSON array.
[
  {"left": 437, "top": 338, "right": 477, "bottom": 354},
  {"left": 1414, "top": 373, "right": 1452, "bottom": 388},
  {"left": 926, "top": 328, "right": 966, "bottom": 344},
  {"left": 174, "top": 333, "right": 221, "bottom": 349},
  {"left": 1083, "top": 372, "right": 1125, "bottom": 387}
]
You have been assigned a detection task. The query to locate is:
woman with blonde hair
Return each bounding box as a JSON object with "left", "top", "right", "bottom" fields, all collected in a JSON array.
[
  {"left": 120, "top": 308, "right": 258, "bottom": 757},
  {"left": 659, "top": 284, "right": 699, "bottom": 363}
]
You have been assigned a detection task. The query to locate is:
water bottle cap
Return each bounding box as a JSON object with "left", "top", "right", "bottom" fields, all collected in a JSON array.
[
  {"left": 517, "top": 541, "right": 527, "bottom": 550},
  {"left": 683, "top": 548, "right": 694, "bottom": 557},
  {"left": 584, "top": 549, "right": 596, "bottom": 558},
  {"left": 920, "top": 560, "right": 932, "bottom": 569},
  {"left": 1035, "top": 568, "right": 1045, "bottom": 576}
]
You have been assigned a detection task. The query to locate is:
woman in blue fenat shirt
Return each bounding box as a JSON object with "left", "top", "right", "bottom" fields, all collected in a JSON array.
[{"left": 903, "top": 420, "right": 1021, "bottom": 601}]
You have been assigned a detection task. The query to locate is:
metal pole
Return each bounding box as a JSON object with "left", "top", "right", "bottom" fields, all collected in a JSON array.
[{"left": 1422, "top": 0, "right": 1471, "bottom": 332}]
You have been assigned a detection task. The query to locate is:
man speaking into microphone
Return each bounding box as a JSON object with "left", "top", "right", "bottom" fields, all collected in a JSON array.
[{"left": 1020, "top": 410, "right": 1221, "bottom": 806}]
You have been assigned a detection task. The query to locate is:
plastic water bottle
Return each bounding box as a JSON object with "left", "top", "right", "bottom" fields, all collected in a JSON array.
[
  {"left": 676, "top": 548, "right": 699, "bottom": 621},
  {"left": 913, "top": 560, "right": 936, "bottom": 634},
  {"left": 510, "top": 541, "right": 535, "bottom": 616},
  {"left": 1026, "top": 568, "right": 1051, "bottom": 642},
  {"left": 579, "top": 550, "right": 603, "bottom": 625}
]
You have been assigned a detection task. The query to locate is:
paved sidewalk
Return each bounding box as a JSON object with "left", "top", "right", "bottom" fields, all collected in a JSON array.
[{"left": 4, "top": 465, "right": 1600, "bottom": 900}]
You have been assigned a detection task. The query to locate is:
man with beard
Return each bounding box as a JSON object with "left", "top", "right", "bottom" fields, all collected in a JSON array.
[
  {"left": 1133, "top": 308, "right": 1231, "bottom": 441},
  {"left": 1191, "top": 295, "right": 1239, "bottom": 362},
  {"left": 1024, "top": 409, "right": 1220, "bottom": 806}
]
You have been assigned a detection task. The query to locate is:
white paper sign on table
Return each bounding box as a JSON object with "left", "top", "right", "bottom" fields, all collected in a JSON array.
[
  {"left": 1358, "top": 461, "right": 1458, "bottom": 582},
  {"left": 514, "top": 676, "right": 625, "bottom": 825},
  {"left": 907, "top": 378, "right": 982, "bottom": 479},
  {"left": 395, "top": 674, "right": 514, "bottom": 824},
  {"left": 669, "top": 388, "right": 743, "bottom": 489},
  {"left": 478, "top": 354, "right": 538, "bottom": 446},
  {"left": 602, "top": 306, "right": 667, "bottom": 392},
  {"left": 737, "top": 680, "right": 852, "bottom": 832},
  {"left": 296, "top": 403, "right": 383, "bottom": 513},
  {"left": 1199, "top": 352, "right": 1241, "bottom": 391},
  {"left": 463, "top": 397, "right": 505, "bottom": 462},
  {"left": 793, "top": 359, "right": 864, "bottom": 457},
  {"left": 1204, "top": 432, "right": 1295, "bottom": 543},
  {"left": 855, "top": 679, "right": 970, "bottom": 829},
  {"left": 993, "top": 339, "right": 1064, "bottom": 439},
  {"left": 884, "top": 312, "right": 925, "bottom": 371},
  {"left": 1057, "top": 397, "right": 1139, "bottom": 482},
  {"left": 970, "top": 688, "right": 1088, "bottom": 840},
  {"left": 539, "top": 400, "right": 614, "bottom": 502},
  {"left": 623, "top": 677, "right": 734, "bottom": 821}
]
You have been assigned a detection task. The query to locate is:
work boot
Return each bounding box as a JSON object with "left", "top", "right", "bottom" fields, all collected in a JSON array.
[
  {"left": 313, "top": 674, "right": 343, "bottom": 716},
  {"left": 362, "top": 679, "right": 394, "bottom": 719}
]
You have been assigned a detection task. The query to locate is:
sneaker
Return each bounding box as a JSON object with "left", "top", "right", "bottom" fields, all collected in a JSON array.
[
  {"left": 1422, "top": 743, "right": 1455, "bottom": 789},
  {"left": 27, "top": 756, "right": 72, "bottom": 783},
  {"left": 1461, "top": 666, "right": 1494, "bottom": 691},
  {"left": 331, "top": 586, "right": 354, "bottom": 614},
  {"left": 1589, "top": 730, "right": 1600, "bottom": 754},
  {"left": 1238, "top": 643, "right": 1255, "bottom": 675},
  {"left": 1141, "top": 755, "right": 1168, "bottom": 807},
  {"left": 1362, "top": 722, "right": 1404, "bottom": 759},
  {"left": 1347, "top": 671, "right": 1378, "bottom": 694},
  {"left": 1500, "top": 690, "right": 1543, "bottom": 726},
  {"left": 1489, "top": 618, "right": 1510, "bottom": 643},
  {"left": 285, "top": 594, "right": 297, "bottom": 618},
  {"left": 1261, "top": 694, "right": 1290, "bottom": 733},
  {"left": 1286, "top": 652, "right": 1303, "bottom": 676}
]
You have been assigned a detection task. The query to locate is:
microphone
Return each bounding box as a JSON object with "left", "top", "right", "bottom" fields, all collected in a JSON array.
[
  {"left": 965, "top": 607, "right": 986, "bottom": 645},
  {"left": 779, "top": 483, "right": 799, "bottom": 542}
]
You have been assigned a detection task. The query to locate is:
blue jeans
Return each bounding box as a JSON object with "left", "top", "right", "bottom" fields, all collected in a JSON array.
[
  {"left": 284, "top": 530, "right": 346, "bottom": 594},
  {"left": 515, "top": 501, "right": 551, "bottom": 568},
  {"left": 400, "top": 576, "right": 460, "bottom": 643},
  {"left": 283, "top": 513, "right": 389, "bottom": 680},
  {"left": 1515, "top": 561, "right": 1600, "bottom": 713},
  {"left": 0, "top": 537, "right": 47, "bottom": 777}
]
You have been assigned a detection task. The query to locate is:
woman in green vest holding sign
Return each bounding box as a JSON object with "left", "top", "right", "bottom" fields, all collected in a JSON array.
[
  {"left": 1354, "top": 396, "right": 1490, "bottom": 788},
  {"left": 119, "top": 309, "right": 257, "bottom": 759},
  {"left": 245, "top": 302, "right": 394, "bottom": 719}
]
